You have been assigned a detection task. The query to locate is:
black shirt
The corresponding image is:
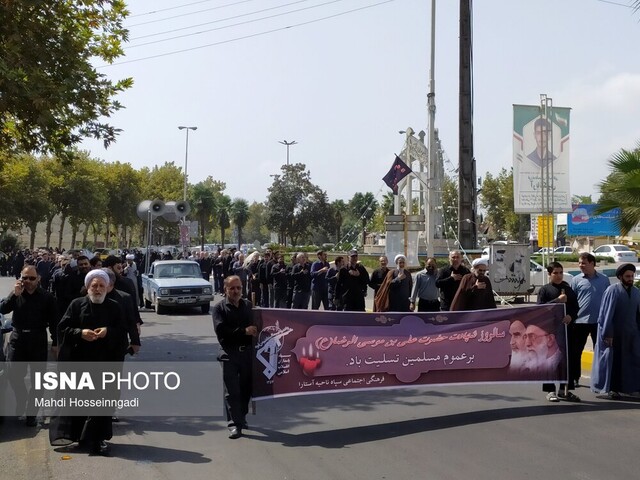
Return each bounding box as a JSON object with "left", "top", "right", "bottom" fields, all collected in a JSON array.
[
  {"left": 537, "top": 281, "right": 579, "bottom": 321},
  {"left": 212, "top": 298, "right": 254, "bottom": 350},
  {"left": 435, "top": 264, "right": 471, "bottom": 310},
  {"left": 0, "top": 287, "right": 57, "bottom": 343}
]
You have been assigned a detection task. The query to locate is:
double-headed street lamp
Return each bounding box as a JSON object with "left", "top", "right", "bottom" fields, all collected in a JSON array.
[
  {"left": 278, "top": 139, "right": 298, "bottom": 166},
  {"left": 178, "top": 126, "right": 197, "bottom": 201}
]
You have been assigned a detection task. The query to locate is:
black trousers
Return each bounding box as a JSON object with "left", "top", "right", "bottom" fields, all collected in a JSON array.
[
  {"left": 6, "top": 330, "right": 48, "bottom": 416},
  {"left": 543, "top": 323, "right": 580, "bottom": 392},
  {"left": 273, "top": 289, "right": 288, "bottom": 309},
  {"left": 417, "top": 299, "right": 440, "bottom": 312},
  {"left": 221, "top": 348, "right": 252, "bottom": 428},
  {"left": 311, "top": 289, "right": 329, "bottom": 310},
  {"left": 260, "top": 283, "right": 270, "bottom": 308}
]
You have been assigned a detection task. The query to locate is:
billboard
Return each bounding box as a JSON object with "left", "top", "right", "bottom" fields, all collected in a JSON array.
[
  {"left": 567, "top": 204, "right": 621, "bottom": 236},
  {"left": 513, "top": 105, "right": 572, "bottom": 213}
]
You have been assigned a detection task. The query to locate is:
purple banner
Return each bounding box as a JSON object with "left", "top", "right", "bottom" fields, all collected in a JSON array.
[{"left": 252, "top": 305, "right": 567, "bottom": 400}]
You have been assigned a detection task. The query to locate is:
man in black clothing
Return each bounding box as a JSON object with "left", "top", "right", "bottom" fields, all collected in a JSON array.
[
  {"left": 435, "top": 250, "right": 470, "bottom": 311},
  {"left": 0, "top": 265, "right": 57, "bottom": 425},
  {"left": 327, "top": 256, "right": 343, "bottom": 311},
  {"left": 271, "top": 254, "right": 289, "bottom": 308},
  {"left": 291, "top": 253, "right": 312, "bottom": 310},
  {"left": 55, "top": 255, "right": 91, "bottom": 319},
  {"left": 368, "top": 255, "right": 390, "bottom": 297},
  {"left": 103, "top": 255, "right": 143, "bottom": 331},
  {"left": 536, "top": 261, "right": 580, "bottom": 402},
  {"left": 258, "top": 250, "right": 274, "bottom": 308},
  {"left": 198, "top": 252, "right": 213, "bottom": 281},
  {"left": 335, "top": 250, "right": 370, "bottom": 312},
  {"left": 103, "top": 268, "right": 141, "bottom": 358},
  {"left": 212, "top": 275, "right": 257, "bottom": 439},
  {"left": 285, "top": 253, "right": 298, "bottom": 309},
  {"left": 212, "top": 252, "right": 224, "bottom": 294}
]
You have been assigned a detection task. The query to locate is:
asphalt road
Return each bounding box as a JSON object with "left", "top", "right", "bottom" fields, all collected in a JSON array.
[{"left": 0, "top": 276, "right": 636, "bottom": 480}]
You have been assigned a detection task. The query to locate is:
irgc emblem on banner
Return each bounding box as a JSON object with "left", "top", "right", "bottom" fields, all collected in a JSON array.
[{"left": 512, "top": 105, "right": 572, "bottom": 214}]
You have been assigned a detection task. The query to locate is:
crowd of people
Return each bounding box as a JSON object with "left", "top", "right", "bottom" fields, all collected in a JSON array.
[
  {"left": 0, "top": 247, "right": 144, "bottom": 455},
  {"left": 2, "top": 244, "right": 639, "bottom": 446}
]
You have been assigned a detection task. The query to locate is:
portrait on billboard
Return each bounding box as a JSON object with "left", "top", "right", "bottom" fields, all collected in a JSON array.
[
  {"left": 513, "top": 105, "right": 572, "bottom": 214},
  {"left": 526, "top": 117, "right": 556, "bottom": 168}
]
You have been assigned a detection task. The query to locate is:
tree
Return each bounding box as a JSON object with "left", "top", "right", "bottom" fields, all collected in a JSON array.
[
  {"left": 243, "top": 202, "right": 270, "bottom": 245},
  {"left": 231, "top": 199, "right": 250, "bottom": 248},
  {"left": 3, "top": 154, "right": 51, "bottom": 249},
  {"left": 216, "top": 195, "right": 232, "bottom": 247},
  {"left": 0, "top": 1, "right": 132, "bottom": 156},
  {"left": 348, "top": 192, "right": 378, "bottom": 247},
  {"left": 190, "top": 178, "right": 224, "bottom": 249},
  {"left": 596, "top": 144, "right": 640, "bottom": 236},
  {"left": 266, "top": 163, "right": 328, "bottom": 246},
  {"left": 572, "top": 194, "right": 594, "bottom": 205},
  {"left": 441, "top": 174, "right": 459, "bottom": 239},
  {"left": 327, "top": 200, "right": 347, "bottom": 244},
  {"left": 140, "top": 162, "right": 185, "bottom": 244},
  {"left": 0, "top": 151, "right": 26, "bottom": 232},
  {"left": 102, "top": 162, "right": 143, "bottom": 248},
  {"left": 479, "top": 168, "right": 529, "bottom": 241}
]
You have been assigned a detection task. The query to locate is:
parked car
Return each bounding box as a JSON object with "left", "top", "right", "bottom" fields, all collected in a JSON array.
[
  {"left": 554, "top": 246, "right": 573, "bottom": 255},
  {"left": 592, "top": 244, "right": 638, "bottom": 263},
  {"left": 93, "top": 248, "right": 122, "bottom": 260},
  {"left": 534, "top": 247, "right": 554, "bottom": 255},
  {"left": 530, "top": 259, "right": 574, "bottom": 289},
  {"left": 141, "top": 260, "right": 214, "bottom": 314}
]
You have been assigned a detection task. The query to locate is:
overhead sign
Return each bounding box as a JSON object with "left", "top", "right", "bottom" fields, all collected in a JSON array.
[{"left": 567, "top": 204, "right": 621, "bottom": 236}]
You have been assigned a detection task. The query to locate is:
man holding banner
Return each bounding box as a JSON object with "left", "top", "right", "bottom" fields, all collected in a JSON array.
[
  {"left": 537, "top": 262, "right": 580, "bottom": 402},
  {"left": 212, "top": 275, "right": 257, "bottom": 439}
]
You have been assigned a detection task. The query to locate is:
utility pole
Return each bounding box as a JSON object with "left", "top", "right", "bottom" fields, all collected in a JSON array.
[{"left": 458, "top": 0, "right": 477, "bottom": 250}]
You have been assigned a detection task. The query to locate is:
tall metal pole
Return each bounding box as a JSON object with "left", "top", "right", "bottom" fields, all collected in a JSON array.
[
  {"left": 278, "top": 139, "right": 298, "bottom": 166},
  {"left": 178, "top": 126, "right": 197, "bottom": 201},
  {"left": 458, "top": 0, "right": 477, "bottom": 250},
  {"left": 426, "top": 0, "right": 437, "bottom": 256},
  {"left": 178, "top": 126, "right": 197, "bottom": 256}
]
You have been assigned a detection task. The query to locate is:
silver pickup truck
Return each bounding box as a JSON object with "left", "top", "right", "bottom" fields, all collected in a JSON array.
[{"left": 142, "top": 260, "right": 214, "bottom": 314}]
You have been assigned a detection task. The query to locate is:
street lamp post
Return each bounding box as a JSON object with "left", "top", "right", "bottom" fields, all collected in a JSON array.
[
  {"left": 178, "top": 126, "right": 197, "bottom": 201},
  {"left": 278, "top": 139, "right": 298, "bottom": 165},
  {"left": 178, "top": 126, "right": 197, "bottom": 255}
]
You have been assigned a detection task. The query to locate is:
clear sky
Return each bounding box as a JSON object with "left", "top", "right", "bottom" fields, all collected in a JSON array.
[{"left": 81, "top": 0, "right": 640, "bottom": 206}]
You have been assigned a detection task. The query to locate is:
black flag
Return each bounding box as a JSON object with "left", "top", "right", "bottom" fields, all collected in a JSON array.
[{"left": 382, "top": 156, "right": 412, "bottom": 194}]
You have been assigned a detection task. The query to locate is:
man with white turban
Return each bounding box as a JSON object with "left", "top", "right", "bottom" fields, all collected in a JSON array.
[
  {"left": 49, "top": 268, "right": 124, "bottom": 456},
  {"left": 123, "top": 253, "right": 140, "bottom": 306},
  {"left": 388, "top": 254, "right": 412, "bottom": 312},
  {"left": 450, "top": 257, "right": 496, "bottom": 311}
]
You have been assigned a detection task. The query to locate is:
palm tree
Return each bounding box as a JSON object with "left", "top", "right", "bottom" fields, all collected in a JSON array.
[
  {"left": 216, "top": 195, "right": 232, "bottom": 246},
  {"left": 596, "top": 143, "right": 640, "bottom": 235},
  {"left": 230, "top": 198, "right": 249, "bottom": 248},
  {"left": 349, "top": 192, "right": 378, "bottom": 247}
]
